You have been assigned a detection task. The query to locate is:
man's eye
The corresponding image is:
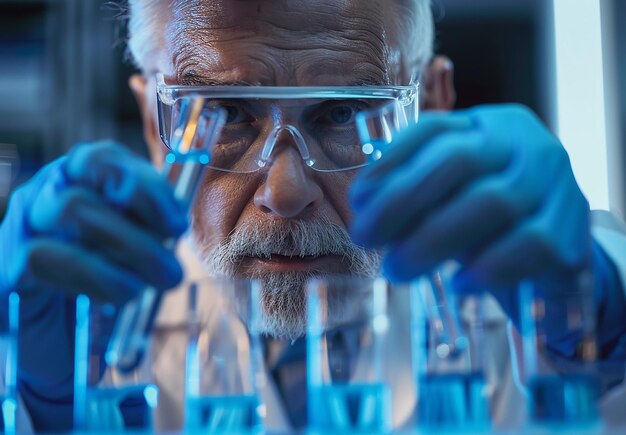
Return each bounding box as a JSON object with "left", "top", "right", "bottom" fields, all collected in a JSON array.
[
  {"left": 312, "top": 102, "right": 367, "bottom": 127},
  {"left": 204, "top": 102, "right": 252, "bottom": 125},
  {"left": 222, "top": 104, "right": 253, "bottom": 124},
  {"left": 328, "top": 105, "right": 356, "bottom": 125}
]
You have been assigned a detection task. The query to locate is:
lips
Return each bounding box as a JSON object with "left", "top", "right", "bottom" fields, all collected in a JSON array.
[
  {"left": 266, "top": 254, "right": 324, "bottom": 261},
  {"left": 242, "top": 253, "right": 348, "bottom": 274}
]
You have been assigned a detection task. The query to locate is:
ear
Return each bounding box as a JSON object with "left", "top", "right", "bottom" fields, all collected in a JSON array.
[
  {"left": 129, "top": 74, "right": 166, "bottom": 167},
  {"left": 420, "top": 55, "right": 456, "bottom": 111}
]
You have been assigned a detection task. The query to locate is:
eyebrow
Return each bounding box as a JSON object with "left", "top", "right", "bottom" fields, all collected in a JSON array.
[
  {"left": 178, "top": 71, "right": 390, "bottom": 87},
  {"left": 350, "top": 77, "right": 390, "bottom": 86},
  {"left": 179, "top": 72, "right": 259, "bottom": 87}
]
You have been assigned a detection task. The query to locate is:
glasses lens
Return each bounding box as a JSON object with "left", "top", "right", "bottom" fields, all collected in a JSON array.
[
  {"left": 159, "top": 96, "right": 416, "bottom": 173},
  {"left": 355, "top": 100, "right": 416, "bottom": 163}
]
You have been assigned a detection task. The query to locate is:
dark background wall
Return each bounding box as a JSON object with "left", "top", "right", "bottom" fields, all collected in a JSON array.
[
  {"left": 0, "top": 0, "right": 624, "bottom": 219},
  {"left": 433, "top": 0, "right": 546, "bottom": 119},
  {"left": 0, "top": 0, "right": 145, "bottom": 219}
]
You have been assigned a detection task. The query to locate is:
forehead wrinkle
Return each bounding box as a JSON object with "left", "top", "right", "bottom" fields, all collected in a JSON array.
[
  {"left": 293, "top": 49, "right": 389, "bottom": 85},
  {"left": 166, "top": 0, "right": 396, "bottom": 86},
  {"left": 175, "top": 43, "right": 389, "bottom": 86},
  {"left": 172, "top": 0, "right": 385, "bottom": 31},
  {"left": 172, "top": 3, "right": 389, "bottom": 54},
  {"left": 251, "top": 3, "right": 386, "bottom": 33},
  {"left": 246, "top": 22, "right": 389, "bottom": 64},
  {"left": 172, "top": 42, "right": 281, "bottom": 86},
  {"left": 170, "top": 31, "right": 389, "bottom": 86},
  {"left": 166, "top": 0, "right": 245, "bottom": 75}
]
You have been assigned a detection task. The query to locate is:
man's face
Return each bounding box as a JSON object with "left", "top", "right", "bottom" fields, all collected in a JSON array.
[{"left": 158, "top": 0, "right": 407, "bottom": 337}]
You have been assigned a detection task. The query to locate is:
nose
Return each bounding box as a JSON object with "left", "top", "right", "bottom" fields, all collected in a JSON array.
[{"left": 254, "top": 141, "right": 323, "bottom": 219}]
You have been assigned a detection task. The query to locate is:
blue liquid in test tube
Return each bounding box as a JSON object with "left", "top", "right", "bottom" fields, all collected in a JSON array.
[
  {"left": 186, "top": 394, "right": 262, "bottom": 433},
  {"left": 85, "top": 384, "right": 158, "bottom": 431},
  {"left": 528, "top": 373, "right": 599, "bottom": 426},
  {"left": 310, "top": 383, "right": 391, "bottom": 433},
  {"left": 418, "top": 372, "right": 490, "bottom": 430},
  {"left": 0, "top": 396, "right": 17, "bottom": 433}
]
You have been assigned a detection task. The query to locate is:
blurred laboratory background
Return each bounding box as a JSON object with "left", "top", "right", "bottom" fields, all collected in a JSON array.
[{"left": 0, "top": 0, "right": 625, "bottom": 219}]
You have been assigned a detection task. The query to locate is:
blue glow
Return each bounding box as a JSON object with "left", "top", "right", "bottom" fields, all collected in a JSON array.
[
  {"left": 418, "top": 373, "right": 490, "bottom": 429},
  {"left": 86, "top": 385, "right": 154, "bottom": 430},
  {"left": 6, "top": 292, "right": 19, "bottom": 396},
  {"left": 186, "top": 394, "right": 262, "bottom": 432},
  {"left": 309, "top": 384, "right": 391, "bottom": 432},
  {"left": 2, "top": 398, "right": 17, "bottom": 434},
  {"left": 165, "top": 153, "right": 176, "bottom": 164},
  {"left": 362, "top": 143, "right": 374, "bottom": 155},
  {"left": 105, "top": 349, "right": 118, "bottom": 367},
  {"left": 143, "top": 385, "right": 159, "bottom": 409},
  {"left": 529, "top": 374, "right": 599, "bottom": 425},
  {"left": 73, "top": 294, "right": 91, "bottom": 429}
]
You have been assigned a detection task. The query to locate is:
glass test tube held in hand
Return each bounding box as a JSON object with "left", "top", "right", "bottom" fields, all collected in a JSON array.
[
  {"left": 0, "top": 292, "right": 19, "bottom": 434},
  {"left": 73, "top": 296, "right": 159, "bottom": 431},
  {"left": 518, "top": 272, "right": 601, "bottom": 429},
  {"left": 410, "top": 277, "right": 491, "bottom": 431},
  {"left": 307, "top": 277, "right": 414, "bottom": 433},
  {"left": 185, "top": 279, "right": 266, "bottom": 434},
  {"left": 106, "top": 100, "right": 226, "bottom": 374},
  {"left": 355, "top": 98, "right": 468, "bottom": 361}
]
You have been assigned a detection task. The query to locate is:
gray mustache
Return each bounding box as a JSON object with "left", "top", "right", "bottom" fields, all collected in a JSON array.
[
  {"left": 201, "top": 219, "right": 382, "bottom": 278},
  {"left": 226, "top": 220, "right": 357, "bottom": 259}
]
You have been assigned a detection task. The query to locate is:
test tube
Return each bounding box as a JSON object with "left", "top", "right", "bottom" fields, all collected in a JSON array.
[
  {"left": 74, "top": 296, "right": 159, "bottom": 431},
  {"left": 106, "top": 99, "right": 225, "bottom": 373},
  {"left": 518, "top": 271, "right": 600, "bottom": 429},
  {"left": 0, "top": 144, "right": 18, "bottom": 201},
  {"left": 411, "top": 278, "right": 491, "bottom": 431},
  {"left": 355, "top": 101, "right": 466, "bottom": 360},
  {"left": 427, "top": 270, "right": 469, "bottom": 360},
  {"left": 307, "top": 277, "right": 415, "bottom": 432},
  {"left": 185, "top": 279, "right": 265, "bottom": 433},
  {"left": 0, "top": 292, "right": 19, "bottom": 434}
]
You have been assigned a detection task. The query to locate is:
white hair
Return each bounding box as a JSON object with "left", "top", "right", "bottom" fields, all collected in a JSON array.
[
  {"left": 126, "top": 0, "right": 169, "bottom": 72},
  {"left": 126, "top": 0, "right": 433, "bottom": 76},
  {"left": 396, "top": 0, "right": 435, "bottom": 77}
]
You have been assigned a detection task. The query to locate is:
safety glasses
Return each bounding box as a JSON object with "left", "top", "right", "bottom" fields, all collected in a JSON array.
[{"left": 156, "top": 73, "right": 419, "bottom": 173}]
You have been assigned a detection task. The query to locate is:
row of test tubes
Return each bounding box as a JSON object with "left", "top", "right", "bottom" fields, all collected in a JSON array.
[{"left": 0, "top": 273, "right": 588, "bottom": 432}]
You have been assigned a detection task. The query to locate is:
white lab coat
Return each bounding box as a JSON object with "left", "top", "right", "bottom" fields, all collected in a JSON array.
[{"left": 147, "top": 210, "right": 626, "bottom": 433}]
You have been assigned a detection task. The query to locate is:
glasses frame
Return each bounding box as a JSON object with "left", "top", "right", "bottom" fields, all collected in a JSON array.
[{"left": 155, "top": 73, "right": 419, "bottom": 173}]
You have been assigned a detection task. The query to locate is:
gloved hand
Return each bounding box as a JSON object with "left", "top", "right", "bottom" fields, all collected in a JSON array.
[
  {"left": 350, "top": 104, "right": 625, "bottom": 360},
  {"left": 0, "top": 141, "right": 187, "bottom": 430}
]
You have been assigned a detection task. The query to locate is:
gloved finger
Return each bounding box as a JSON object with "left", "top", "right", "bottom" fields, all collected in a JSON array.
[
  {"left": 28, "top": 186, "right": 183, "bottom": 292},
  {"left": 352, "top": 112, "right": 474, "bottom": 204},
  {"left": 377, "top": 133, "right": 568, "bottom": 277},
  {"left": 64, "top": 141, "right": 187, "bottom": 239},
  {"left": 16, "top": 239, "right": 145, "bottom": 306},
  {"left": 350, "top": 129, "right": 510, "bottom": 247},
  {"left": 453, "top": 173, "right": 590, "bottom": 294},
  {"left": 379, "top": 183, "right": 518, "bottom": 281}
]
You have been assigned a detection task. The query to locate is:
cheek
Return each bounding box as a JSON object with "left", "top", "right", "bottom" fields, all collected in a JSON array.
[
  {"left": 323, "top": 171, "right": 356, "bottom": 226},
  {"left": 191, "top": 173, "right": 256, "bottom": 246}
]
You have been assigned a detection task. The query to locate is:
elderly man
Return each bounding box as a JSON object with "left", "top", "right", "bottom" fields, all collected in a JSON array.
[{"left": 1, "top": 0, "right": 626, "bottom": 431}]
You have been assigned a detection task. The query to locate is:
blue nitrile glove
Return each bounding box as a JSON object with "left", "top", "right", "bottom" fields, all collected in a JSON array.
[
  {"left": 0, "top": 141, "right": 187, "bottom": 431},
  {"left": 350, "top": 104, "right": 626, "bottom": 362}
]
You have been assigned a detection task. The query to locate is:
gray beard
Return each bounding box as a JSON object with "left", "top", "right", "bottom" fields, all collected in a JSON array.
[{"left": 192, "top": 218, "right": 382, "bottom": 340}]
